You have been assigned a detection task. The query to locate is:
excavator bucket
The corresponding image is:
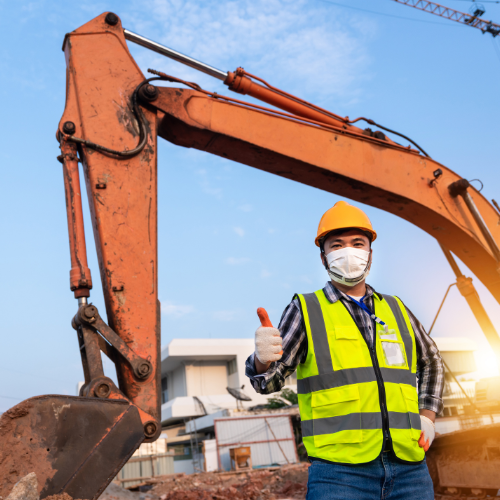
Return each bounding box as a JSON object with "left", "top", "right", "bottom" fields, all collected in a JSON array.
[
  {"left": 0, "top": 395, "right": 144, "bottom": 499},
  {"left": 427, "top": 422, "right": 500, "bottom": 497}
]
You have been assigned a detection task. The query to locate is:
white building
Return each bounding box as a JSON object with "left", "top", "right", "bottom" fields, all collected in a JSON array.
[
  {"left": 431, "top": 337, "right": 500, "bottom": 434},
  {"left": 159, "top": 338, "right": 299, "bottom": 474},
  {"left": 160, "top": 338, "right": 296, "bottom": 426},
  {"left": 433, "top": 337, "right": 478, "bottom": 418}
]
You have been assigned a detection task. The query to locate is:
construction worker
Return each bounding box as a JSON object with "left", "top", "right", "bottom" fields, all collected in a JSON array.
[{"left": 246, "top": 201, "right": 444, "bottom": 500}]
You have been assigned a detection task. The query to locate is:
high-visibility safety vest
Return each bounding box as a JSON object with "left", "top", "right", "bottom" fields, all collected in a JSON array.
[{"left": 296, "top": 290, "right": 424, "bottom": 464}]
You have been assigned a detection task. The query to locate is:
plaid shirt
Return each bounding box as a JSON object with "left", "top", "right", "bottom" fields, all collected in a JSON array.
[{"left": 245, "top": 282, "right": 444, "bottom": 414}]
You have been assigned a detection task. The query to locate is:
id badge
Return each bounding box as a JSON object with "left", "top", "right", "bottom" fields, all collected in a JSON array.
[{"left": 379, "top": 330, "right": 406, "bottom": 367}]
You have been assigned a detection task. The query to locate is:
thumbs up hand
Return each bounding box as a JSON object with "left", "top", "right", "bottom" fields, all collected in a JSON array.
[{"left": 255, "top": 308, "right": 283, "bottom": 364}]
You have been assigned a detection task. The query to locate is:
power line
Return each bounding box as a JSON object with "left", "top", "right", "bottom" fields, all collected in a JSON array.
[
  {"left": 492, "top": 37, "right": 500, "bottom": 62},
  {"left": 314, "top": 0, "right": 463, "bottom": 26},
  {"left": 0, "top": 366, "right": 62, "bottom": 384},
  {"left": 0, "top": 394, "right": 22, "bottom": 401}
]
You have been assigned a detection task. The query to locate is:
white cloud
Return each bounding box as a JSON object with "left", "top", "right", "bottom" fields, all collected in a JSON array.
[
  {"left": 261, "top": 269, "right": 271, "bottom": 278},
  {"left": 226, "top": 257, "right": 251, "bottom": 265},
  {"left": 126, "top": 0, "right": 375, "bottom": 105},
  {"left": 233, "top": 226, "right": 245, "bottom": 237},
  {"left": 213, "top": 310, "right": 239, "bottom": 322},
  {"left": 161, "top": 301, "right": 195, "bottom": 317},
  {"left": 238, "top": 204, "right": 253, "bottom": 213},
  {"left": 195, "top": 169, "right": 222, "bottom": 198}
]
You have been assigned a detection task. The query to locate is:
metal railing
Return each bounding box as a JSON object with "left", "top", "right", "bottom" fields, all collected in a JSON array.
[{"left": 114, "top": 452, "right": 175, "bottom": 488}]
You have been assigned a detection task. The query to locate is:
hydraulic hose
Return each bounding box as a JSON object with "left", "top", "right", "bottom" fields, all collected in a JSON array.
[{"left": 60, "top": 77, "right": 162, "bottom": 158}]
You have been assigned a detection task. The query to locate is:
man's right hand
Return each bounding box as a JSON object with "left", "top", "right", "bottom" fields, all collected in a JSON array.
[
  {"left": 255, "top": 326, "right": 283, "bottom": 365},
  {"left": 254, "top": 308, "right": 283, "bottom": 374}
]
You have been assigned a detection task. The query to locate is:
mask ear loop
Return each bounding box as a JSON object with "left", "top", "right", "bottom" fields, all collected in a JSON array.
[{"left": 320, "top": 241, "right": 329, "bottom": 271}]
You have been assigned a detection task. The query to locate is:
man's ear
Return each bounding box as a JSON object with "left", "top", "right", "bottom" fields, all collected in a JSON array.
[{"left": 320, "top": 252, "right": 326, "bottom": 266}]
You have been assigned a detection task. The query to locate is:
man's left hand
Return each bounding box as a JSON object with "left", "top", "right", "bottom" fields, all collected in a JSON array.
[{"left": 418, "top": 415, "right": 435, "bottom": 451}]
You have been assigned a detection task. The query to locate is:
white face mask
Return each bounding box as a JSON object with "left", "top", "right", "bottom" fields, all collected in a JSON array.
[{"left": 325, "top": 247, "right": 371, "bottom": 287}]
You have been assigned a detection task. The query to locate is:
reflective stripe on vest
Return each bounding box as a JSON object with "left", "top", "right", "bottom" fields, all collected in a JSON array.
[{"left": 296, "top": 290, "right": 424, "bottom": 464}]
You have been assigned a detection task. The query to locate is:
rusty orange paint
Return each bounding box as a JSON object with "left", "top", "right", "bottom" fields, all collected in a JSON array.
[
  {"left": 58, "top": 13, "right": 160, "bottom": 433},
  {"left": 61, "top": 139, "right": 93, "bottom": 296}
]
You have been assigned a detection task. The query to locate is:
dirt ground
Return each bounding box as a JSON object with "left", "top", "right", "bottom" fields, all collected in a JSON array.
[
  {"left": 7, "top": 469, "right": 500, "bottom": 500},
  {"left": 131, "top": 465, "right": 500, "bottom": 500},
  {"left": 435, "top": 497, "right": 500, "bottom": 500},
  {"left": 144, "top": 464, "right": 309, "bottom": 500}
]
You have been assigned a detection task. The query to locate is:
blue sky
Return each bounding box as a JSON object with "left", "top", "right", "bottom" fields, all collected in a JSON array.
[{"left": 1, "top": 0, "right": 500, "bottom": 411}]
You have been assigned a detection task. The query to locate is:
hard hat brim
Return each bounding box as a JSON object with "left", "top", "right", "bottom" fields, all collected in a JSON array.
[{"left": 315, "top": 227, "right": 377, "bottom": 247}]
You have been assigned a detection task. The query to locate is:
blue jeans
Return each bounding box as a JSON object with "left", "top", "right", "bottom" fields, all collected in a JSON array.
[{"left": 306, "top": 453, "right": 434, "bottom": 500}]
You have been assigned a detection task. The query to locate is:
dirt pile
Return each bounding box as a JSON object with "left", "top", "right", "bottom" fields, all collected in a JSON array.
[
  {"left": 148, "top": 464, "right": 309, "bottom": 500},
  {"left": 435, "top": 495, "right": 500, "bottom": 500},
  {"left": 138, "top": 465, "right": 500, "bottom": 500},
  {"left": 45, "top": 494, "right": 79, "bottom": 500},
  {"left": 10, "top": 468, "right": 497, "bottom": 500},
  {"left": 0, "top": 401, "right": 55, "bottom": 497},
  {"left": 4, "top": 472, "right": 38, "bottom": 500}
]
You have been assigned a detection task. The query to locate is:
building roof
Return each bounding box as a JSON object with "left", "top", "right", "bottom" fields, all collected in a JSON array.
[
  {"left": 161, "top": 338, "right": 254, "bottom": 372},
  {"left": 433, "top": 337, "right": 478, "bottom": 352}
]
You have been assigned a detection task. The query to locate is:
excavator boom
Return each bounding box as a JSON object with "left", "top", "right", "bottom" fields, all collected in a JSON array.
[
  {"left": 2, "top": 11, "right": 500, "bottom": 498},
  {"left": 153, "top": 86, "right": 500, "bottom": 302},
  {"left": 0, "top": 14, "right": 160, "bottom": 498}
]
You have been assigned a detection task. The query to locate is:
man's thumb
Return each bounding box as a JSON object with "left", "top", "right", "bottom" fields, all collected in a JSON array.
[
  {"left": 257, "top": 307, "right": 273, "bottom": 328},
  {"left": 256, "top": 308, "right": 282, "bottom": 356}
]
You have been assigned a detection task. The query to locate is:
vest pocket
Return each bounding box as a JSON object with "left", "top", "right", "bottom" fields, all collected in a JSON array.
[
  {"left": 331, "top": 327, "right": 366, "bottom": 369},
  {"left": 400, "top": 384, "right": 421, "bottom": 441},
  {"left": 335, "top": 326, "right": 359, "bottom": 340},
  {"left": 311, "top": 385, "right": 362, "bottom": 446}
]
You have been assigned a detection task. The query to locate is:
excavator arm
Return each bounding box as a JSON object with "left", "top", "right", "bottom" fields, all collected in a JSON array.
[
  {"left": 2, "top": 11, "right": 500, "bottom": 498},
  {"left": 0, "top": 14, "right": 160, "bottom": 499}
]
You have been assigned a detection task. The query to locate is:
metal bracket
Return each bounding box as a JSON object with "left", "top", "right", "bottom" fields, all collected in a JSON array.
[
  {"left": 74, "top": 304, "right": 153, "bottom": 380},
  {"left": 448, "top": 179, "right": 500, "bottom": 264}
]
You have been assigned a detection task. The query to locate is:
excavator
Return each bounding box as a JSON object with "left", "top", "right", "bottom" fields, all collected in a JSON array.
[{"left": 1, "top": 11, "right": 500, "bottom": 499}]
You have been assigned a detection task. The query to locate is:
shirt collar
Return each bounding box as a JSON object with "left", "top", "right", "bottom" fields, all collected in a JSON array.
[{"left": 322, "top": 281, "right": 383, "bottom": 304}]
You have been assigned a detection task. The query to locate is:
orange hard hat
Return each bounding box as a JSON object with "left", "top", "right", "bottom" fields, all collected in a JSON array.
[{"left": 315, "top": 201, "right": 377, "bottom": 247}]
